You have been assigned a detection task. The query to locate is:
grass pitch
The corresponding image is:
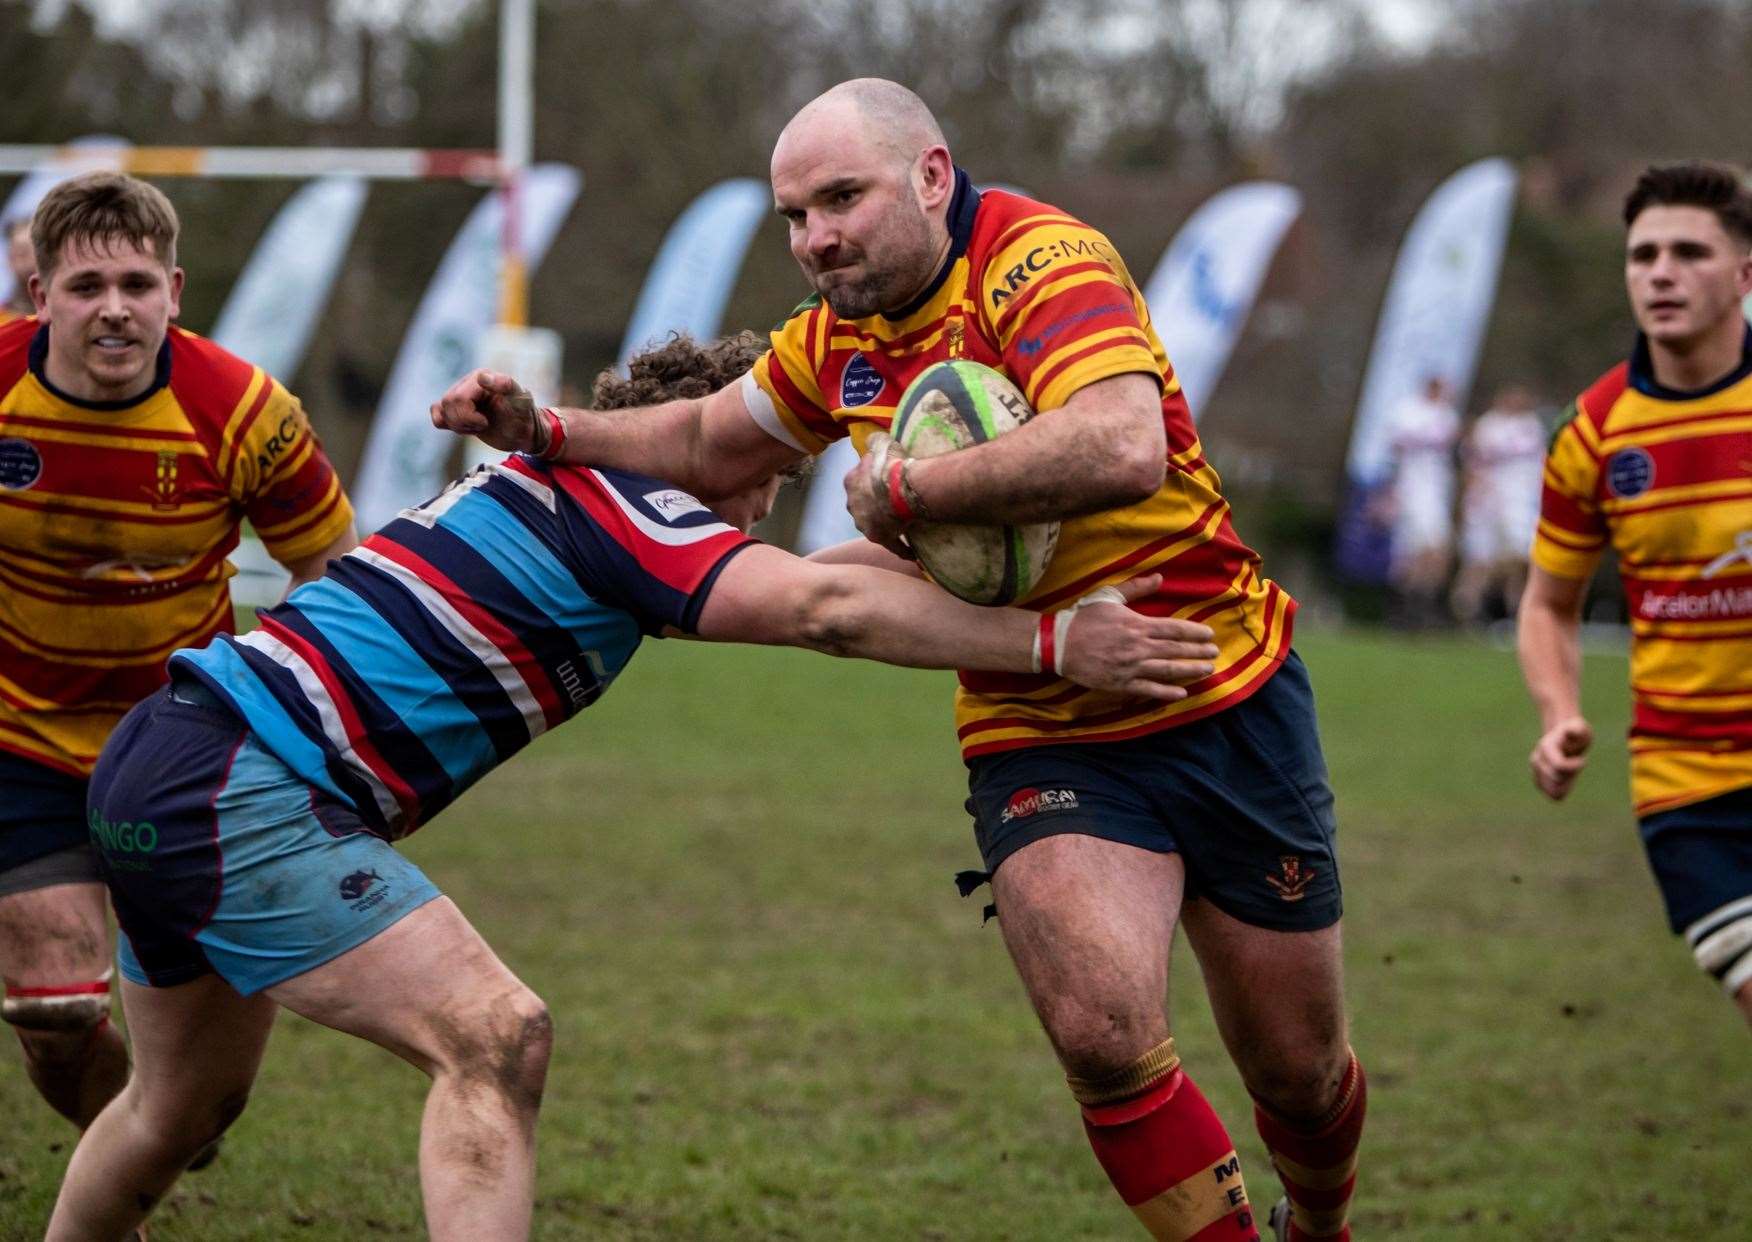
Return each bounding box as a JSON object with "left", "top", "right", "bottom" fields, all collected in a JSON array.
[{"left": 1, "top": 628, "right": 1745, "bottom": 1239}]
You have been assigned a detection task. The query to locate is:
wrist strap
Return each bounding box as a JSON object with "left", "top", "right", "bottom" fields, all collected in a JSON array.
[
  {"left": 535, "top": 407, "right": 567, "bottom": 461},
  {"left": 886, "top": 458, "right": 915, "bottom": 523},
  {"left": 1034, "top": 612, "right": 1056, "bottom": 675},
  {"left": 1038, "top": 585, "right": 1129, "bottom": 678}
]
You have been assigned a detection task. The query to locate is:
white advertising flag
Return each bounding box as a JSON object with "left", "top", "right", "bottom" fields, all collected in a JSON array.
[
  {"left": 351, "top": 164, "right": 582, "bottom": 532},
  {"left": 1345, "top": 158, "right": 1519, "bottom": 485},
  {"left": 210, "top": 176, "right": 367, "bottom": 380},
  {"left": 1142, "top": 181, "right": 1301, "bottom": 416},
  {"left": 618, "top": 177, "right": 768, "bottom": 365}
]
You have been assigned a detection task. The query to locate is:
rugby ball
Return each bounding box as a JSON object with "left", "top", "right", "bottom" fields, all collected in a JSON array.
[{"left": 891, "top": 361, "right": 1059, "bottom": 605}]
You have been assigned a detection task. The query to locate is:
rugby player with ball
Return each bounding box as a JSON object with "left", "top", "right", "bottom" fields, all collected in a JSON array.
[
  {"left": 47, "top": 334, "right": 1212, "bottom": 1242},
  {"left": 435, "top": 80, "right": 1364, "bottom": 1242}
]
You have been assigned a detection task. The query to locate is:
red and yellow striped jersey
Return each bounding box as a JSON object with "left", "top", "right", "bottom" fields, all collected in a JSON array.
[
  {"left": 0, "top": 318, "right": 353, "bottom": 776},
  {"left": 1534, "top": 333, "right": 1752, "bottom": 815},
  {"left": 744, "top": 171, "right": 1293, "bottom": 758}
]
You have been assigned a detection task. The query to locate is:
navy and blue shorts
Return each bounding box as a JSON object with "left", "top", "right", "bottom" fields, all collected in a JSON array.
[
  {"left": 0, "top": 746, "right": 91, "bottom": 874},
  {"left": 964, "top": 651, "right": 1342, "bottom": 932},
  {"left": 1637, "top": 785, "right": 1752, "bottom": 935},
  {"left": 88, "top": 680, "right": 441, "bottom": 996}
]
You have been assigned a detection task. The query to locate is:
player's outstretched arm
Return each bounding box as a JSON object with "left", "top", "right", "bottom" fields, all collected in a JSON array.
[
  {"left": 429, "top": 369, "right": 800, "bottom": 501},
  {"left": 1516, "top": 565, "right": 1593, "bottom": 800},
  {"left": 803, "top": 539, "right": 924, "bottom": 574},
  {"left": 695, "top": 546, "right": 1217, "bottom": 699}
]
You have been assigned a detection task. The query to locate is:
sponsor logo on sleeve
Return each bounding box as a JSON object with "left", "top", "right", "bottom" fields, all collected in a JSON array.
[
  {"left": 254, "top": 413, "right": 305, "bottom": 474},
  {"left": 989, "top": 236, "right": 1120, "bottom": 307},
  {"left": 1605, "top": 446, "right": 1654, "bottom": 498},
  {"left": 840, "top": 353, "right": 885, "bottom": 408},
  {"left": 642, "top": 489, "right": 713, "bottom": 522},
  {"left": 1015, "top": 302, "right": 1132, "bottom": 357}
]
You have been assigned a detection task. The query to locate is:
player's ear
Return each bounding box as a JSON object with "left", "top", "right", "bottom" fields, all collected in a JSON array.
[
  {"left": 167, "top": 266, "right": 185, "bottom": 319},
  {"left": 917, "top": 146, "right": 953, "bottom": 209},
  {"left": 1735, "top": 248, "right": 1752, "bottom": 299}
]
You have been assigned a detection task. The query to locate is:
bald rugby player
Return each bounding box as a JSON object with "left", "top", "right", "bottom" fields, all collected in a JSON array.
[{"left": 434, "top": 81, "right": 1366, "bottom": 1242}]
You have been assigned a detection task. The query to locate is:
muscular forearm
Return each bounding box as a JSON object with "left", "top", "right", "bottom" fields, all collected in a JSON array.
[
  {"left": 903, "top": 403, "right": 1164, "bottom": 525},
  {"left": 790, "top": 565, "right": 1036, "bottom": 669},
  {"left": 548, "top": 399, "right": 719, "bottom": 495},
  {"left": 1517, "top": 596, "right": 1584, "bottom": 728}
]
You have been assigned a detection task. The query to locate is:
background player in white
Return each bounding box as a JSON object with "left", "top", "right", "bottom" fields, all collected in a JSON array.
[
  {"left": 1385, "top": 374, "right": 1459, "bottom": 626},
  {"left": 1451, "top": 385, "right": 1547, "bottom": 624}
]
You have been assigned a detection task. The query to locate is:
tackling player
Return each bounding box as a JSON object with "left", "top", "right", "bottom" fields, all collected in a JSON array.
[
  {"left": 1519, "top": 161, "right": 1752, "bottom": 1027},
  {"left": 434, "top": 80, "right": 1365, "bottom": 1242},
  {"left": 46, "top": 332, "right": 1220, "bottom": 1242},
  {"left": 0, "top": 173, "right": 356, "bottom": 1142}
]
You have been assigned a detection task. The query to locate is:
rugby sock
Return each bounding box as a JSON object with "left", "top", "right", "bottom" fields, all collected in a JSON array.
[
  {"left": 1078, "top": 1040, "right": 1259, "bottom": 1241},
  {"left": 1252, "top": 1051, "right": 1366, "bottom": 1241}
]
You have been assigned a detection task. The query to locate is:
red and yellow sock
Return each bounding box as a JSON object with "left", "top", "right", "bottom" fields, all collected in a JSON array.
[
  {"left": 1078, "top": 1039, "right": 1260, "bottom": 1241},
  {"left": 1252, "top": 1051, "right": 1367, "bottom": 1241}
]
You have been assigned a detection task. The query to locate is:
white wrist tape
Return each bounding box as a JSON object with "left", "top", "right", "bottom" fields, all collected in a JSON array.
[{"left": 1035, "top": 585, "right": 1128, "bottom": 676}]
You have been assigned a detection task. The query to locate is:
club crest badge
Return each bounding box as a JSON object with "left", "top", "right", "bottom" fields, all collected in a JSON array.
[{"left": 1266, "top": 855, "right": 1315, "bottom": 902}]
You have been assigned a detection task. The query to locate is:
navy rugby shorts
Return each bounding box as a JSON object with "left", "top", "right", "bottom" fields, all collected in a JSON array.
[
  {"left": 0, "top": 747, "right": 92, "bottom": 875},
  {"left": 964, "top": 650, "right": 1342, "bottom": 932},
  {"left": 87, "top": 679, "right": 440, "bottom": 995},
  {"left": 1638, "top": 785, "right": 1752, "bottom": 935}
]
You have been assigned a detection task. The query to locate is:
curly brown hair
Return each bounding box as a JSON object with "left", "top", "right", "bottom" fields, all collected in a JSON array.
[{"left": 591, "top": 331, "right": 765, "bottom": 410}]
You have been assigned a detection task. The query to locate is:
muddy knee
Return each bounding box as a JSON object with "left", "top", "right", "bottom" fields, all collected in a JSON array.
[
  {"left": 1245, "top": 1046, "right": 1352, "bottom": 1122},
  {"left": 434, "top": 988, "right": 553, "bottom": 1114}
]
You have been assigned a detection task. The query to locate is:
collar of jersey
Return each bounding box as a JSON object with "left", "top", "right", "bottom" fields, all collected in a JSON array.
[
  {"left": 28, "top": 323, "right": 173, "bottom": 411},
  {"left": 1628, "top": 323, "right": 1752, "bottom": 401},
  {"left": 880, "top": 166, "right": 981, "bottom": 323}
]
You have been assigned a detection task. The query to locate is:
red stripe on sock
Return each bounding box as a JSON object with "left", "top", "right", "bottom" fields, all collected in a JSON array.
[
  {"left": 4, "top": 979, "right": 111, "bottom": 998},
  {"left": 1083, "top": 1069, "right": 1241, "bottom": 1208}
]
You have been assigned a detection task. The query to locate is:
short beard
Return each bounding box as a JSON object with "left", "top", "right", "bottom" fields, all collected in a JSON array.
[
  {"left": 820, "top": 275, "right": 890, "bottom": 319},
  {"left": 816, "top": 200, "right": 937, "bottom": 319}
]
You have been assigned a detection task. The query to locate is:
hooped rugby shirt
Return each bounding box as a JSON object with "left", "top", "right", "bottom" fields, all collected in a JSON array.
[
  {"left": 1534, "top": 329, "right": 1752, "bottom": 815},
  {"left": 173, "top": 457, "right": 755, "bottom": 840},
  {"left": 744, "top": 169, "right": 1293, "bottom": 758},
  {"left": 0, "top": 318, "right": 353, "bottom": 776}
]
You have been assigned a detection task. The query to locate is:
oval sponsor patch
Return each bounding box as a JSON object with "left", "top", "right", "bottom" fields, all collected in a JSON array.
[
  {"left": 840, "top": 354, "right": 884, "bottom": 408},
  {"left": 1606, "top": 446, "right": 1654, "bottom": 498},
  {"left": 0, "top": 437, "right": 42, "bottom": 490}
]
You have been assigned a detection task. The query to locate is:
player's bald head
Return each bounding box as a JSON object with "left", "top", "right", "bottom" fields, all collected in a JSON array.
[{"left": 774, "top": 78, "right": 947, "bottom": 173}]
